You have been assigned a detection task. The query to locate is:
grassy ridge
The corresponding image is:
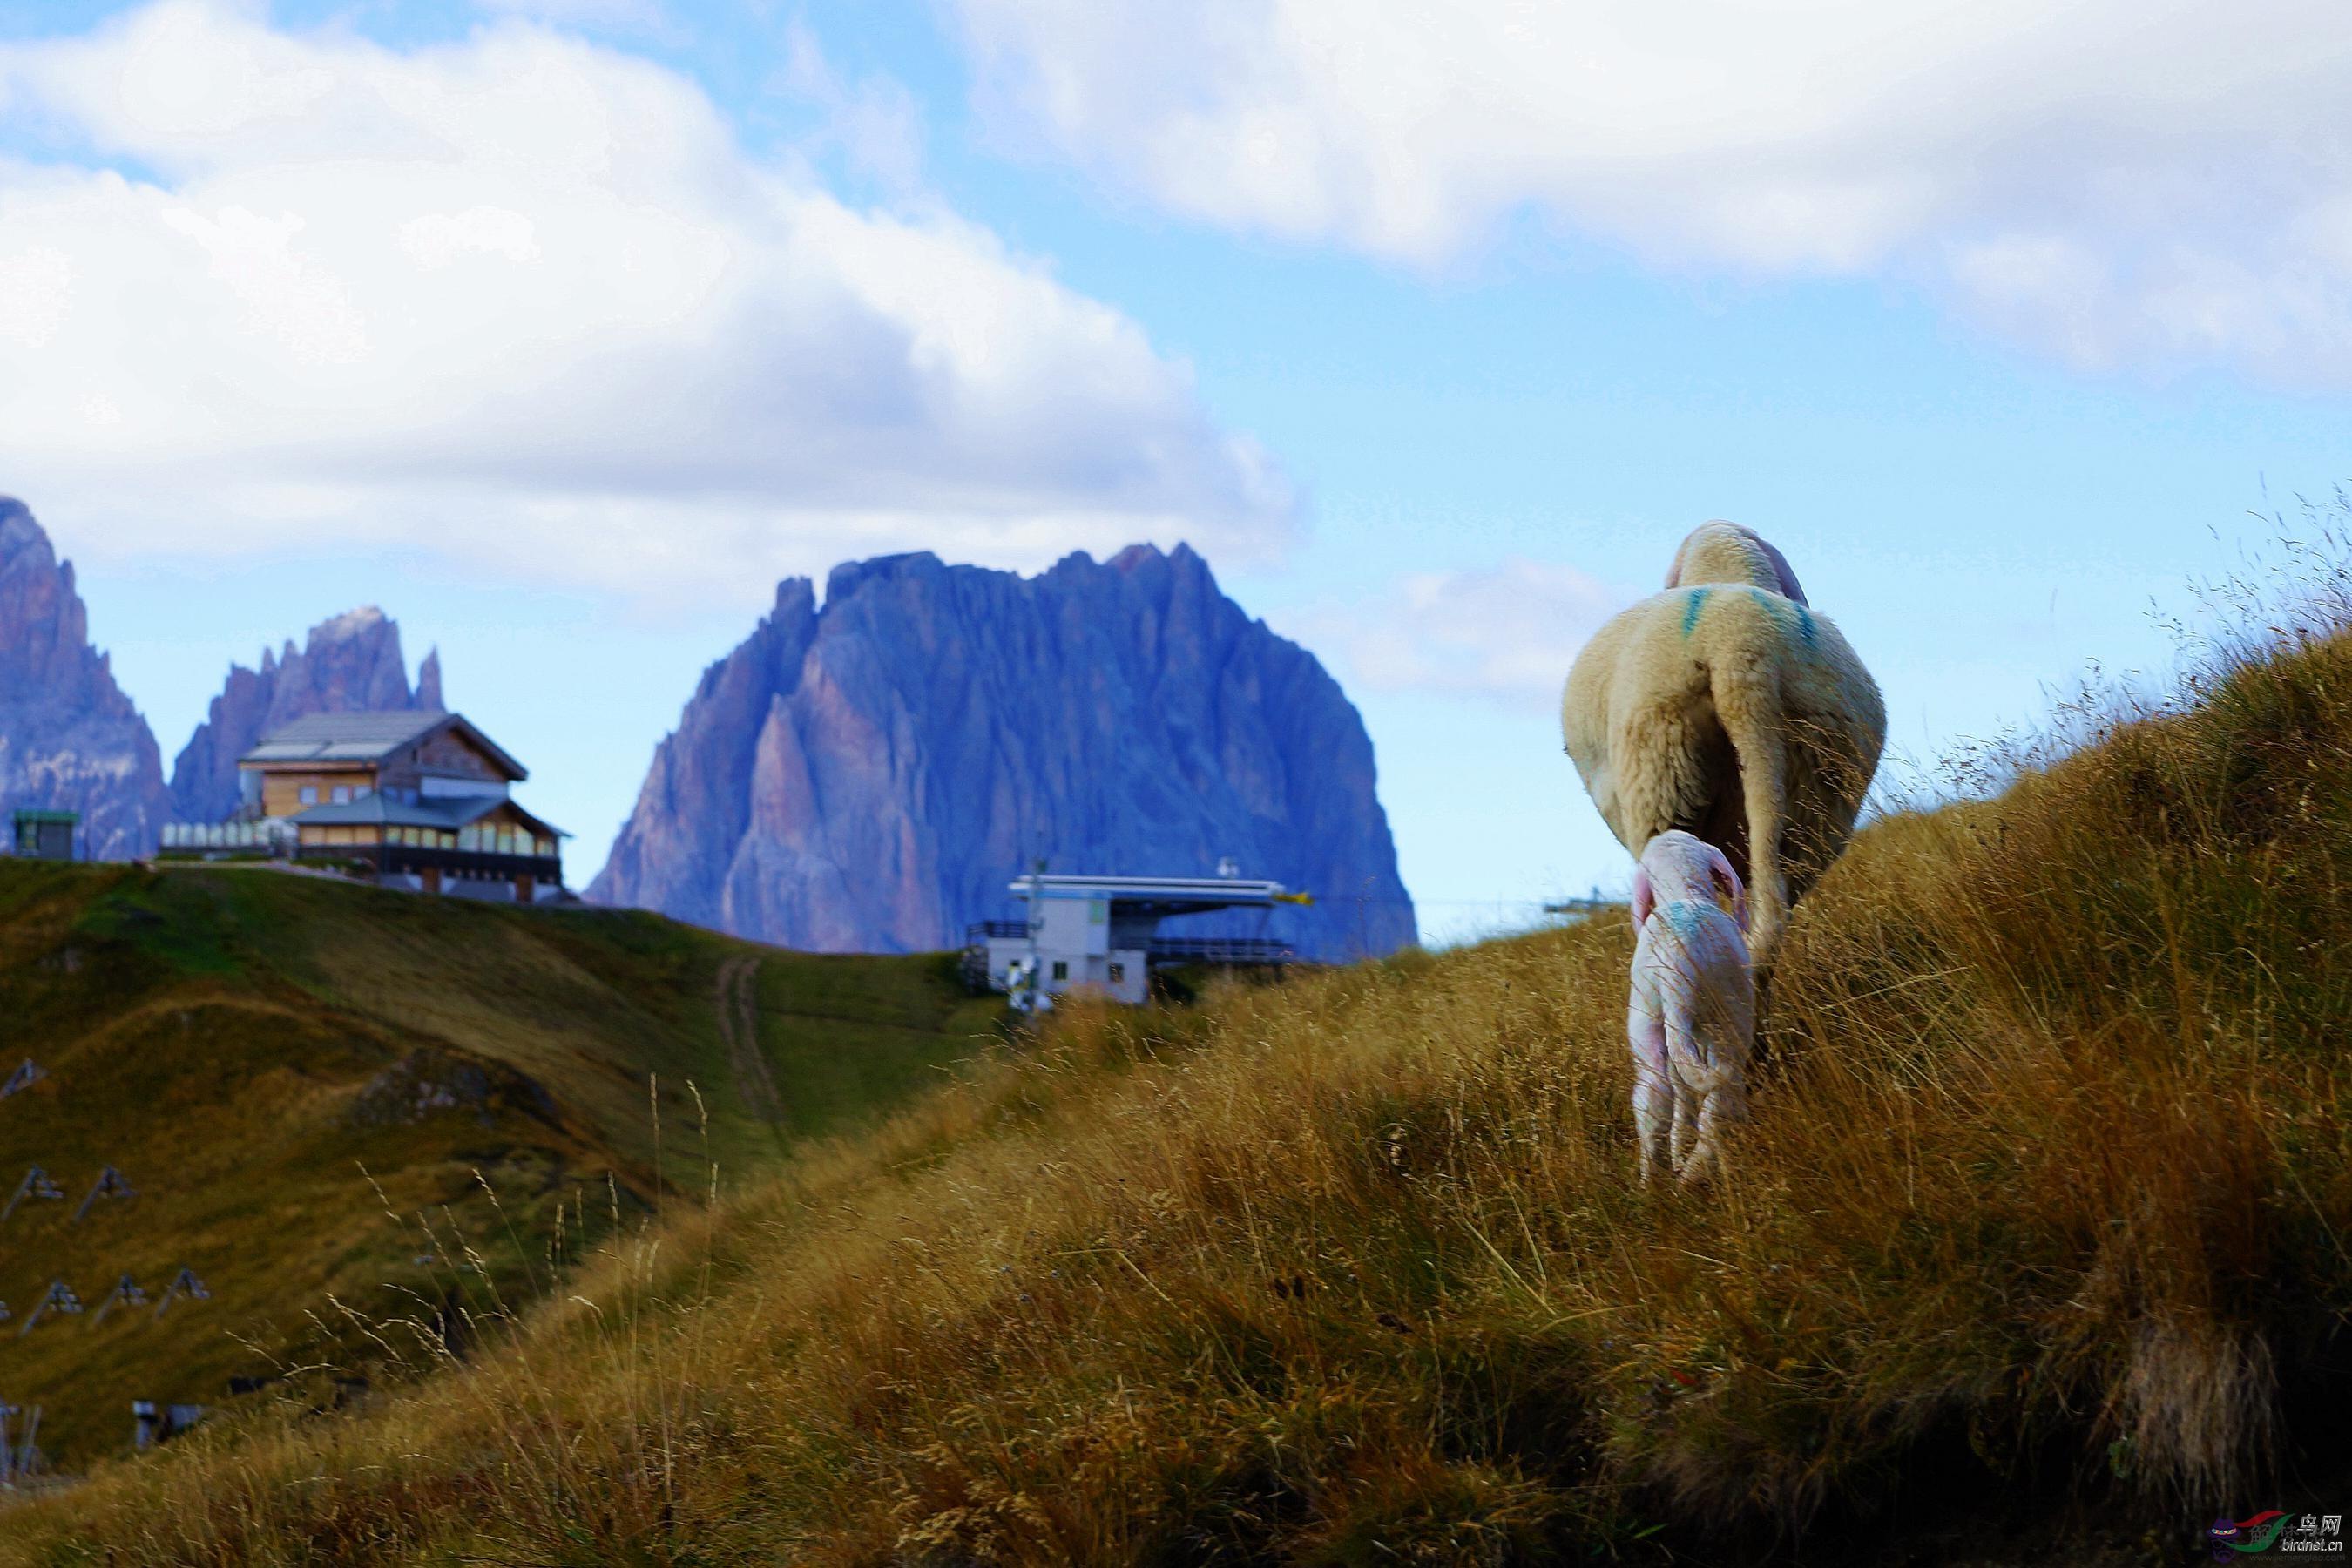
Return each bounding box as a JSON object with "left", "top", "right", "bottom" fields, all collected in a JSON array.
[
  {"left": 0, "top": 864, "right": 1003, "bottom": 1472},
  {"left": 11, "top": 601, "right": 2352, "bottom": 1561}
]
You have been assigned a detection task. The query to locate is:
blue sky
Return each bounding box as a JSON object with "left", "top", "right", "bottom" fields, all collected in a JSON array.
[{"left": 3, "top": 0, "right": 2346, "bottom": 943}]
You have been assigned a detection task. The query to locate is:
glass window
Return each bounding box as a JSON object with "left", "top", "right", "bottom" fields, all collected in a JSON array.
[
  {"left": 355, "top": 785, "right": 372, "bottom": 800},
  {"left": 1051, "top": 960, "right": 1068, "bottom": 981},
  {"left": 299, "top": 786, "right": 319, "bottom": 805},
  {"left": 332, "top": 787, "right": 350, "bottom": 804},
  {"left": 1108, "top": 963, "right": 1125, "bottom": 983}
]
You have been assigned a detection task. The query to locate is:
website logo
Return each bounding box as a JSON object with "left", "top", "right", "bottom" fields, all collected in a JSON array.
[{"left": 2209, "top": 1511, "right": 2344, "bottom": 1560}]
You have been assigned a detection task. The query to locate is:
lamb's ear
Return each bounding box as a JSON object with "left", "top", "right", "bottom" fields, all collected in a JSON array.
[
  {"left": 1754, "top": 535, "right": 1808, "bottom": 605},
  {"left": 1631, "top": 864, "right": 1655, "bottom": 928},
  {"left": 1705, "top": 843, "right": 1748, "bottom": 932}
]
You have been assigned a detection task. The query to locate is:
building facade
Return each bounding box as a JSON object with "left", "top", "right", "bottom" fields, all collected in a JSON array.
[
  {"left": 9, "top": 809, "right": 77, "bottom": 861},
  {"left": 159, "top": 712, "right": 566, "bottom": 901},
  {"left": 965, "top": 874, "right": 1306, "bottom": 1007}
]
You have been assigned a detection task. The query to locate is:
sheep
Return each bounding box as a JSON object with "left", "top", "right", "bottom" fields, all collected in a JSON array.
[
  {"left": 1562, "top": 520, "right": 1885, "bottom": 970},
  {"left": 1628, "top": 830, "right": 1754, "bottom": 1185}
]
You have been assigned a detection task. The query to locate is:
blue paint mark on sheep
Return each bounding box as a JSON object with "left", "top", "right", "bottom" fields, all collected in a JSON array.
[
  {"left": 1680, "top": 588, "right": 1712, "bottom": 637},
  {"left": 1740, "top": 585, "right": 1818, "bottom": 649}
]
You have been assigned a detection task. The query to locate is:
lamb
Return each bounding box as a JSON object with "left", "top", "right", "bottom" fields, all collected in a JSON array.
[
  {"left": 1627, "top": 830, "right": 1754, "bottom": 1186},
  {"left": 1562, "top": 520, "right": 1885, "bottom": 970}
]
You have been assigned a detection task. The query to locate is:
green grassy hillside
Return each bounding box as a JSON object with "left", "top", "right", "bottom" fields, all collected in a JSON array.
[{"left": 0, "top": 863, "right": 1004, "bottom": 1470}]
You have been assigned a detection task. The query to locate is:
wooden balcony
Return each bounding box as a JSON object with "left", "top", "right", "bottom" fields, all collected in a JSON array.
[{"left": 296, "top": 842, "right": 563, "bottom": 886}]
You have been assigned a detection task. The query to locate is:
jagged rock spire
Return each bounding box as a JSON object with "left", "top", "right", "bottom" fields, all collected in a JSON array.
[
  {"left": 591, "top": 544, "right": 1416, "bottom": 959},
  {"left": 0, "top": 497, "right": 169, "bottom": 856},
  {"left": 168, "top": 606, "right": 446, "bottom": 823}
]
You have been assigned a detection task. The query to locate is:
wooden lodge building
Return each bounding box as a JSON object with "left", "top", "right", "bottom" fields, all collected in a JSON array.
[{"left": 160, "top": 711, "right": 566, "bottom": 902}]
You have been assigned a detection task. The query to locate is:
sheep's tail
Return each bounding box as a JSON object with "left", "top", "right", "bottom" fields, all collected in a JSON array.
[
  {"left": 1665, "top": 1014, "right": 1735, "bottom": 1095},
  {"left": 1713, "top": 645, "right": 1789, "bottom": 970}
]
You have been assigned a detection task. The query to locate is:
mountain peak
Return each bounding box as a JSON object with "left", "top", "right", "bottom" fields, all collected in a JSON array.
[
  {"left": 592, "top": 543, "right": 1414, "bottom": 958},
  {"left": 0, "top": 498, "right": 168, "bottom": 855},
  {"left": 824, "top": 551, "right": 943, "bottom": 606},
  {"left": 168, "top": 607, "right": 448, "bottom": 823},
  {"left": 312, "top": 605, "right": 389, "bottom": 643}
]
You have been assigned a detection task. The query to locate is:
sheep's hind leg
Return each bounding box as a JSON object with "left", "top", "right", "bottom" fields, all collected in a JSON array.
[
  {"left": 1632, "top": 1058, "right": 1673, "bottom": 1187},
  {"left": 1678, "top": 1075, "right": 1744, "bottom": 1186},
  {"left": 1630, "top": 990, "right": 1673, "bottom": 1187}
]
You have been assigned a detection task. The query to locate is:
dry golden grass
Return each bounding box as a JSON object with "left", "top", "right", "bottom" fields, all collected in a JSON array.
[{"left": 10, "top": 539, "right": 2352, "bottom": 1565}]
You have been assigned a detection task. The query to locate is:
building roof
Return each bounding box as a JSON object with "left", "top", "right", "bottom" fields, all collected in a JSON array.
[
  {"left": 1007, "top": 873, "right": 1296, "bottom": 917},
  {"left": 240, "top": 711, "right": 527, "bottom": 781},
  {"left": 287, "top": 794, "right": 567, "bottom": 839}
]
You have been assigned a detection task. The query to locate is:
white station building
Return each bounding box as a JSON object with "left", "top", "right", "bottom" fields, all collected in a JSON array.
[{"left": 965, "top": 873, "right": 1307, "bottom": 1007}]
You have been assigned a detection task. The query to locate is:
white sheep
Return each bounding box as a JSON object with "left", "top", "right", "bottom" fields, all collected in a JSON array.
[
  {"left": 1628, "top": 830, "right": 1754, "bottom": 1186},
  {"left": 1562, "top": 520, "right": 1885, "bottom": 971}
]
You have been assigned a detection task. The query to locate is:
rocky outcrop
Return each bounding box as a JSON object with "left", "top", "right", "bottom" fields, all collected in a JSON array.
[
  {"left": 169, "top": 606, "right": 443, "bottom": 823},
  {"left": 592, "top": 544, "right": 1416, "bottom": 959},
  {"left": 0, "top": 497, "right": 169, "bottom": 858}
]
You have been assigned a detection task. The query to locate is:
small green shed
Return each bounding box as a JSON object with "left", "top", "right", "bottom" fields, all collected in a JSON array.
[{"left": 10, "top": 809, "right": 78, "bottom": 861}]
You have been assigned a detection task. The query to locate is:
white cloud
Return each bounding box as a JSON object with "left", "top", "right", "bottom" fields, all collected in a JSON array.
[
  {"left": 400, "top": 206, "right": 542, "bottom": 269},
  {"left": 0, "top": 2, "right": 1292, "bottom": 609},
  {"left": 779, "top": 19, "right": 926, "bottom": 193},
  {"left": 951, "top": 0, "right": 2352, "bottom": 385},
  {"left": 1285, "top": 558, "right": 1632, "bottom": 712},
  {"left": 471, "top": 0, "right": 669, "bottom": 33}
]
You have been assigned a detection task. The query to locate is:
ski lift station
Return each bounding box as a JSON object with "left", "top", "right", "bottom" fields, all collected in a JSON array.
[{"left": 965, "top": 873, "right": 1310, "bottom": 1007}]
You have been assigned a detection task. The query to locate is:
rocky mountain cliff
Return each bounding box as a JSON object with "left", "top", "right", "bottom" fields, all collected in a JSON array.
[
  {"left": 0, "top": 497, "right": 170, "bottom": 858},
  {"left": 169, "top": 607, "right": 443, "bottom": 823},
  {"left": 592, "top": 544, "right": 1416, "bottom": 958}
]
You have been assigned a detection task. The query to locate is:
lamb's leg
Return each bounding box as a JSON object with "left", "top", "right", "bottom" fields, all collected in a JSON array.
[
  {"left": 1666, "top": 1002, "right": 1725, "bottom": 1180},
  {"left": 1678, "top": 1088, "right": 1719, "bottom": 1183},
  {"left": 1671, "top": 1081, "right": 1699, "bottom": 1173},
  {"left": 1628, "top": 990, "right": 1672, "bottom": 1187},
  {"left": 1678, "top": 1052, "right": 1747, "bottom": 1186}
]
